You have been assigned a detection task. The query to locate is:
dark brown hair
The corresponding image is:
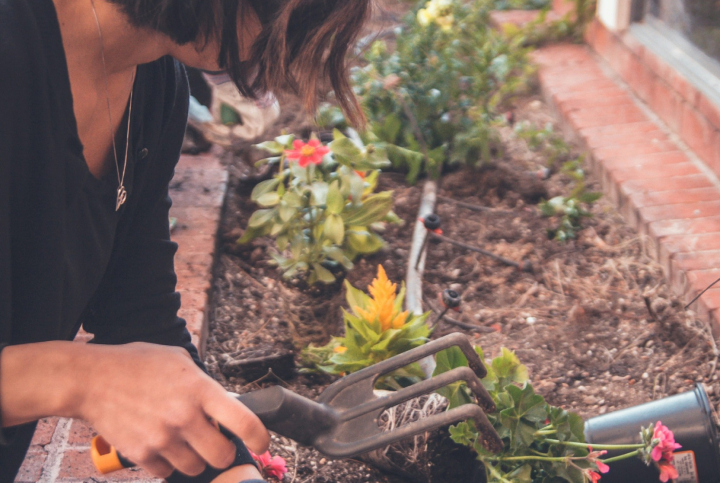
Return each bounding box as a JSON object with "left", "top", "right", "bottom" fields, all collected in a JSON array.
[{"left": 109, "top": 0, "right": 372, "bottom": 126}]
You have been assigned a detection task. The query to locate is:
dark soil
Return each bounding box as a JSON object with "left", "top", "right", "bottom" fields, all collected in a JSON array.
[{"left": 201, "top": 5, "right": 720, "bottom": 482}]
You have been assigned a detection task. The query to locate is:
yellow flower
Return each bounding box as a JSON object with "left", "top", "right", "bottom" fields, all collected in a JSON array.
[
  {"left": 417, "top": 8, "right": 433, "bottom": 26},
  {"left": 436, "top": 14, "right": 454, "bottom": 31},
  {"left": 354, "top": 265, "right": 409, "bottom": 331},
  {"left": 334, "top": 346, "right": 348, "bottom": 354}
]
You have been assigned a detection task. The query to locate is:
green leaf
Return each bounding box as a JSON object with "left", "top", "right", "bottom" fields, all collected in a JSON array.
[
  {"left": 279, "top": 203, "right": 296, "bottom": 222},
  {"left": 312, "top": 263, "right": 336, "bottom": 284},
  {"left": 492, "top": 347, "right": 529, "bottom": 385},
  {"left": 323, "top": 214, "right": 345, "bottom": 245},
  {"left": 506, "top": 464, "right": 532, "bottom": 482},
  {"left": 324, "top": 246, "right": 353, "bottom": 270},
  {"left": 254, "top": 140, "right": 284, "bottom": 154},
  {"left": 247, "top": 209, "right": 275, "bottom": 228},
  {"left": 449, "top": 421, "right": 477, "bottom": 446},
  {"left": 326, "top": 181, "right": 345, "bottom": 214},
  {"left": 330, "top": 135, "right": 363, "bottom": 162},
  {"left": 346, "top": 230, "right": 384, "bottom": 254},
  {"left": 256, "top": 192, "right": 280, "bottom": 207},
  {"left": 345, "top": 280, "right": 372, "bottom": 312},
  {"left": 433, "top": 347, "right": 469, "bottom": 376},
  {"left": 275, "top": 134, "right": 294, "bottom": 146},
  {"left": 251, "top": 178, "right": 281, "bottom": 201},
  {"left": 282, "top": 191, "right": 303, "bottom": 208},
  {"left": 342, "top": 192, "right": 393, "bottom": 226},
  {"left": 310, "top": 181, "right": 329, "bottom": 206}
]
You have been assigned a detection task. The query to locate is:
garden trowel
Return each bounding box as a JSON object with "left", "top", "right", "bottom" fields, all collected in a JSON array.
[{"left": 91, "top": 333, "right": 503, "bottom": 474}]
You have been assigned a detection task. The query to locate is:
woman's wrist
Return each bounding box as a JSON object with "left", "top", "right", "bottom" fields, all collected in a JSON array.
[{"left": 0, "top": 341, "right": 93, "bottom": 426}]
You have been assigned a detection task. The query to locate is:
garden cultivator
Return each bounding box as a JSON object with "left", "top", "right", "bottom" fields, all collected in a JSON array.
[{"left": 91, "top": 333, "right": 502, "bottom": 473}]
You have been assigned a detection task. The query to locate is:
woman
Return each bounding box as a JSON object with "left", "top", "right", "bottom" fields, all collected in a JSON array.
[{"left": 0, "top": 0, "right": 369, "bottom": 480}]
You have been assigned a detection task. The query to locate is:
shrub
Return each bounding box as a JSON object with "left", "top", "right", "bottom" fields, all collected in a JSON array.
[{"left": 238, "top": 132, "right": 401, "bottom": 284}]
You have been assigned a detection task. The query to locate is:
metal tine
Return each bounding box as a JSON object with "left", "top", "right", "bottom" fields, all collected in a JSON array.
[
  {"left": 319, "top": 333, "right": 487, "bottom": 403},
  {"left": 340, "top": 366, "right": 495, "bottom": 423},
  {"left": 321, "top": 403, "right": 503, "bottom": 457}
]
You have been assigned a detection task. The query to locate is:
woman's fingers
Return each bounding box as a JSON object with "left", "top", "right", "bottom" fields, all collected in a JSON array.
[
  {"left": 161, "top": 442, "right": 208, "bottom": 477},
  {"left": 141, "top": 455, "right": 175, "bottom": 479},
  {"left": 183, "top": 417, "right": 237, "bottom": 470},
  {"left": 202, "top": 391, "right": 270, "bottom": 454}
]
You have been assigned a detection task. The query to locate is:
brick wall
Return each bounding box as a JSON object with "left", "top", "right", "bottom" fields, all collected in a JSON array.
[{"left": 585, "top": 19, "right": 720, "bottom": 176}]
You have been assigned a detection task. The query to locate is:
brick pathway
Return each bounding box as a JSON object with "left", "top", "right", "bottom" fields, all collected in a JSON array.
[
  {"left": 15, "top": 151, "right": 228, "bottom": 482},
  {"left": 531, "top": 43, "right": 720, "bottom": 330}
]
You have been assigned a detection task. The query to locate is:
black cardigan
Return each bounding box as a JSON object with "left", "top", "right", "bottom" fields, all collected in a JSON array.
[{"left": 0, "top": 0, "right": 200, "bottom": 477}]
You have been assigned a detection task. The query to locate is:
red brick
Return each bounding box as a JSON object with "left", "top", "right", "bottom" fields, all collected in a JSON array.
[
  {"left": 660, "top": 234, "right": 720, "bottom": 271},
  {"left": 681, "top": 102, "right": 717, "bottom": 167},
  {"left": 67, "top": 419, "right": 97, "bottom": 445},
  {"left": 179, "top": 306, "right": 207, "bottom": 352},
  {"left": 632, "top": 187, "right": 720, "bottom": 209},
  {"left": 609, "top": 161, "right": 699, "bottom": 183},
  {"left": 558, "top": 93, "right": 634, "bottom": 113},
  {"left": 170, "top": 207, "right": 222, "bottom": 238},
  {"left": 593, "top": 140, "right": 679, "bottom": 160},
  {"left": 176, "top": 271, "right": 212, "bottom": 294},
  {"left": 584, "top": 128, "right": 668, "bottom": 150},
  {"left": 637, "top": 200, "right": 720, "bottom": 224},
  {"left": 579, "top": 121, "right": 660, "bottom": 141},
  {"left": 530, "top": 44, "right": 593, "bottom": 69},
  {"left": 598, "top": 150, "right": 688, "bottom": 171},
  {"left": 57, "top": 448, "right": 157, "bottom": 480},
  {"left": 649, "top": 78, "right": 683, "bottom": 133},
  {"left": 172, "top": 232, "right": 217, "bottom": 256},
  {"left": 623, "top": 55, "right": 655, "bottom": 104},
  {"left": 650, "top": 217, "right": 720, "bottom": 242},
  {"left": 568, "top": 104, "right": 648, "bottom": 130},
  {"left": 673, "top": 250, "right": 720, "bottom": 272},
  {"left": 31, "top": 418, "right": 59, "bottom": 446},
  {"left": 170, "top": 168, "right": 227, "bottom": 208},
  {"left": 552, "top": 0, "right": 575, "bottom": 16},
  {"left": 621, "top": 175, "right": 713, "bottom": 201},
  {"left": 14, "top": 448, "right": 47, "bottom": 482},
  {"left": 177, "top": 152, "right": 224, "bottom": 171},
  {"left": 698, "top": 95, "right": 720, "bottom": 132}
]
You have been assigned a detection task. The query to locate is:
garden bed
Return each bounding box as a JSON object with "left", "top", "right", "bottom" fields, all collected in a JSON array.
[{"left": 202, "top": 88, "right": 720, "bottom": 482}]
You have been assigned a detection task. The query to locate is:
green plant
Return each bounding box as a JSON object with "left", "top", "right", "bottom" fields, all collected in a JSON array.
[
  {"left": 436, "top": 346, "right": 683, "bottom": 482},
  {"left": 238, "top": 132, "right": 401, "bottom": 285},
  {"left": 539, "top": 158, "right": 601, "bottom": 241},
  {"left": 348, "top": 0, "right": 533, "bottom": 183},
  {"left": 514, "top": 121, "right": 601, "bottom": 241},
  {"left": 302, "top": 265, "right": 431, "bottom": 388}
]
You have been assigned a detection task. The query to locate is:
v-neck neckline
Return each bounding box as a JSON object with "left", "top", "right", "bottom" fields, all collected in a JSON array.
[{"left": 43, "top": 0, "right": 145, "bottom": 188}]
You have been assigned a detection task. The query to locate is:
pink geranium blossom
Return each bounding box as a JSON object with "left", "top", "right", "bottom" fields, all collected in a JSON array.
[
  {"left": 587, "top": 448, "right": 609, "bottom": 474},
  {"left": 586, "top": 469, "right": 602, "bottom": 483},
  {"left": 651, "top": 421, "right": 682, "bottom": 462},
  {"left": 285, "top": 139, "right": 329, "bottom": 167},
  {"left": 250, "top": 450, "right": 288, "bottom": 480},
  {"left": 657, "top": 461, "right": 679, "bottom": 483}
]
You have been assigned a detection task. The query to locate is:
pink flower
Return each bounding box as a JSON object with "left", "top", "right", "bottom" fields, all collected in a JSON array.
[
  {"left": 250, "top": 450, "right": 288, "bottom": 480},
  {"left": 285, "top": 139, "right": 329, "bottom": 167},
  {"left": 656, "top": 461, "right": 679, "bottom": 483},
  {"left": 587, "top": 448, "right": 610, "bottom": 474},
  {"left": 586, "top": 469, "right": 602, "bottom": 483},
  {"left": 651, "top": 421, "right": 682, "bottom": 462}
]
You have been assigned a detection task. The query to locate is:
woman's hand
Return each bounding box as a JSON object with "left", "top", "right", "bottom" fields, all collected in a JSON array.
[
  {"left": 0, "top": 341, "right": 269, "bottom": 478},
  {"left": 78, "top": 342, "right": 269, "bottom": 477}
]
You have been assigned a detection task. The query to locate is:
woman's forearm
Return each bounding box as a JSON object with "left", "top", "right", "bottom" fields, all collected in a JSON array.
[{"left": 0, "top": 341, "right": 90, "bottom": 427}]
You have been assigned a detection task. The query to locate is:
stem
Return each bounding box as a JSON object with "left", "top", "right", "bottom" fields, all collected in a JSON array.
[
  {"left": 485, "top": 462, "right": 512, "bottom": 483},
  {"left": 600, "top": 449, "right": 641, "bottom": 464},
  {"left": 535, "top": 430, "right": 557, "bottom": 436},
  {"left": 544, "top": 439, "right": 645, "bottom": 451},
  {"left": 487, "top": 456, "right": 572, "bottom": 463}
]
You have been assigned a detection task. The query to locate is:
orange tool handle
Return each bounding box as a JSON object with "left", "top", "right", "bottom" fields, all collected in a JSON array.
[{"left": 91, "top": 435, "right": 134, "bottom": 474}]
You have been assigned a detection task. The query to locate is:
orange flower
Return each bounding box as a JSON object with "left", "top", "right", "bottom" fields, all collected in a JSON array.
[
  {"left": 334, "top": 346, "right": 348, "bottom": 354},
  {"left": 354, "top": 265, "right": 409, "bottom": 331}
]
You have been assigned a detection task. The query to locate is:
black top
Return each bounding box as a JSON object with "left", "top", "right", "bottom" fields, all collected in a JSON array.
[{"left": 0, "top": 0, "right": 199, "bottom": 477}]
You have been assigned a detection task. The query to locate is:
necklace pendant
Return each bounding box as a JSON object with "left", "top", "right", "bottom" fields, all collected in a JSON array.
[{"left": 115, "top": 185, "right": 127, "bottom": 211}]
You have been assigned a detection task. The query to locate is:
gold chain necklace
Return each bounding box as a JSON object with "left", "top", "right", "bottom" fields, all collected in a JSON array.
[{"left": 89, "top": 0, "right": 134, "bottom": 211}]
